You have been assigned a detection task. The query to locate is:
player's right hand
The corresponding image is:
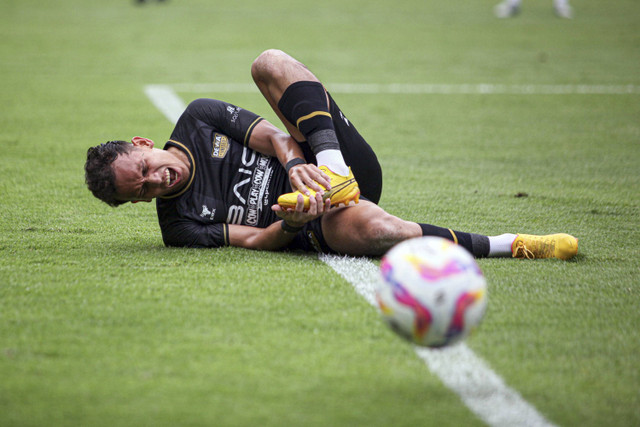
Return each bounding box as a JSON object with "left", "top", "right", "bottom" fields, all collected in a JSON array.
[{"left": 288, "top": 163, "right": 332, "bottom": 196}]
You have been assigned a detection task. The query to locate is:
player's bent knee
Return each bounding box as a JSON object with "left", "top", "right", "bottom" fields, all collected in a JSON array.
[
  {"left": 253, "top": 49, "right": 284, "bottom": 65},
  {"left": 251, "top": 49, "right": 288, "bottom": 79}
]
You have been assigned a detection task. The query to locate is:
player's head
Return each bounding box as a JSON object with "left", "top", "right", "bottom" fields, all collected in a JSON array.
[
  {"left": 85, "top": 140, "right": 134, "bottom": 207},
  {"left": 85, "top": 137, "right": 190, "bottom": 206}
]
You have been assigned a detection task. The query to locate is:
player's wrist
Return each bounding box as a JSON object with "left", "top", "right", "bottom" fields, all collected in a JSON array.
[{"left": 285, "top": 158, "right": 306, "bottom": 174}]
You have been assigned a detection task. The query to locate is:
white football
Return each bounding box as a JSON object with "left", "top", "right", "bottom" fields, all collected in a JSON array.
[{"left": 375, "top": 236, "right": 487, "bottom": 348}]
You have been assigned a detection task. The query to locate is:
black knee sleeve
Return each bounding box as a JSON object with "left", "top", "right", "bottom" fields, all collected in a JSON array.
[{"left": 278, "top": 81, "right": 334, "bottom": 137}]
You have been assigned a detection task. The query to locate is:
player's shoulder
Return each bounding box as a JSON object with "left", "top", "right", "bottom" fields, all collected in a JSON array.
[
  {"left": 172, "top": 99, "right": 224, "bottom": 129},
  {"left": 184, "top": 98, "right": 224, "bottom": 113}
]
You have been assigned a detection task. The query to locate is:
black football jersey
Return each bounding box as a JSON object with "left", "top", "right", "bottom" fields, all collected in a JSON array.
[{"left": 156, "top": 98, "right": 290, "bottom": 248}]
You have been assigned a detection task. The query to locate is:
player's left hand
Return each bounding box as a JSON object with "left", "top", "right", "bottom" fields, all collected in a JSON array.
[{"left": 272, "top": 192, "right": 331, "bottom": 226}]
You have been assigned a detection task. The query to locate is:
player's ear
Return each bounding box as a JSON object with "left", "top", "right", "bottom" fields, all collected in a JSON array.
[{"left": 131, "top": 136, "right": 154, "bottom": 148}]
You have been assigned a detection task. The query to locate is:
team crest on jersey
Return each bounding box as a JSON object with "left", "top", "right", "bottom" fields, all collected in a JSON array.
[{"left": 212, "top": 133, "right": 229, "bottom": 158}]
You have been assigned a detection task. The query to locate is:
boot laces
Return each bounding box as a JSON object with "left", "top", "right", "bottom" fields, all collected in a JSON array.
[{"left": 513, "top": 241, "right": 535, "bottom": 259}]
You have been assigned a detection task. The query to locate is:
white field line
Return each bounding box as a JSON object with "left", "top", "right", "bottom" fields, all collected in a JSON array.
[
  {"left": 144, "top": 84, "right": 556, "bottom": 427},
  {"left": 144, "top": 85, "right": 187, "bottom": 123},
  {"left": 320, "top": 254, "right": 555, "bottom": 427},
  {"left": 166, "top": 82, "right": 640, "bottom": 95}
]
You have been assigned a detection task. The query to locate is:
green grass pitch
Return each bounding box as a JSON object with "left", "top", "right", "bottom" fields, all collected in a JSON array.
[{"left": 1, "top": 0, "right": 639, "bottom": 425}]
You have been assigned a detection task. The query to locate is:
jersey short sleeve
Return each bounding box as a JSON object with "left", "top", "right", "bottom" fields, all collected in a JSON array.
[
  {"left": 172, "top": 98, "right": 263, "bottom": 147},
  {"left": 159, "top": 216, "right": 229, "bottom": 248}
]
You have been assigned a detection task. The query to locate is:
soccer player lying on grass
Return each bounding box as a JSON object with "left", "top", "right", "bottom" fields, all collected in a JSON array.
[{"left": 84, "top": 49, "right": 578, "bottom": 260}]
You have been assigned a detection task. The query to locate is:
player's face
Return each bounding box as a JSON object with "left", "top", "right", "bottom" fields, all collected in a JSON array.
[{"left": 112, "top": 140, "right": 190, "bottom": 203}]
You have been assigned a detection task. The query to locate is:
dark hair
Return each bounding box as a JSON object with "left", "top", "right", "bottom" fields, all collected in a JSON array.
[{"left": 85, "top": 140, "right": 134, "bottom": 207}]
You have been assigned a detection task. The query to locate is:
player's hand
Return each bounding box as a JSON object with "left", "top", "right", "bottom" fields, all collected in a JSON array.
[
  {"left": 272, "top": 192, "right": 331, "bottom": 225},
  {"left": 289, "top": 163, "right": 331, "bottom": 196}
]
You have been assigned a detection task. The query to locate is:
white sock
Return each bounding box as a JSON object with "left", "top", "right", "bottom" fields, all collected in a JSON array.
[
  {"left": 488, "top": 233, "right": 517, "bottom": 257},
  {"left": 316, "top": 149, "right": 349, "bottom": 176}
]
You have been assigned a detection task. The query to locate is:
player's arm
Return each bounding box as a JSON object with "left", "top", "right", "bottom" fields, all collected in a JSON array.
[
  {"left": 185, "top": 98, "right": 329, "bottom": 192},
  {"left": 228, "top": 192, "right": 330, "bottom": 250},
  {"left": 248, "top": 120, "right": 331, "bottom": 194}
]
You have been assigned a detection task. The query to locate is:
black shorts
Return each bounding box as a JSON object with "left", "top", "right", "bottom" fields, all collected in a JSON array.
[{"left": 290, "top": 92, "right": 382, "bottom": 254}]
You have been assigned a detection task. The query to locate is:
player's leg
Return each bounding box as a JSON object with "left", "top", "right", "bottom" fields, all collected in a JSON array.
[
  {"left": 320, "top": 201, "right": 422, "bottom": 256},
  {"left": 494, "top": 0, "right": 521, "bottom": 17},
  {"left": 251, "top": 49, "right": 312, "bottom": 143},
  {"left": 553, "top": 0, "right": 572, "bottom": 18},
  {"left": 251, "top": 49, "right": 348, "bottom": 174},
  {"left": 286, "top": 91, "right": 383, "bottom": 204},
  {"left": 321, "top": 201, "right": 490, "bottom": 257},
  {"left": 321, "top": 201, "right": 578, "bottom": 259},
  {"left": 251, "top": 49, "right": 359, "bottom": 208},
  {"left": 326, "top": 92, "right": 383, "bottom": 204}
]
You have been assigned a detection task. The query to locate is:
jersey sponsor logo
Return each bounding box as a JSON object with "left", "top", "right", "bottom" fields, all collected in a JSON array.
[
  {"left": 226, "top": 147, "right": 274, "bottom": 226},
  {"left": 227, "top": 205, "right": 244, "bottom": 225},
  {"left": 227, "top": 105, "right": 241, "bottom": 123},
  {"left": 212, "top": 133, "right": 229, "bottom": 158},
  {"left": 245, "top": 156, "right": 271, "bottom": 226},
  {"left": 199, "top": 205, "right": 216, "bottom": 221}
]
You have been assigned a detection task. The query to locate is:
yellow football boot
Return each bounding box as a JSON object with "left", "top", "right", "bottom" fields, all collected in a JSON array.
[
  {"left": 277, "top": 166, "right": 360, "bottom": 210},
  {"left": 512, "top": 233, "right": 578, "bottom": 260}
]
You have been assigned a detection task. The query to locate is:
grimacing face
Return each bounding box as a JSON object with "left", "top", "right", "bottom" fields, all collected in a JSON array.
[{"left": 112, "top": 138, "right": 190, "bottom": 202}]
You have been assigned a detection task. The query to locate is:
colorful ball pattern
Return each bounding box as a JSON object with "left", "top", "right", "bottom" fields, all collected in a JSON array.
[{"left": 375, "top": 237, "right": 487, "bottom": 348}]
